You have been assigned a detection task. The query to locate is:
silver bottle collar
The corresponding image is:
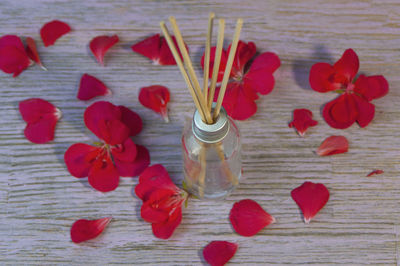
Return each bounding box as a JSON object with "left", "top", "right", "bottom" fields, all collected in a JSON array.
[{"left": 192, "top": 106, "right": 230, "bottom": 144}]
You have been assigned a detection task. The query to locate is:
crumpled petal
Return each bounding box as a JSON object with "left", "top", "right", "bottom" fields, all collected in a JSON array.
[
  {"left": 203, "top": 241, "right": 238, "bottom": 266},
  {"left": 228, "top": 40, "right": 256, "bottom": 77},
  {"left": 25, "top": 37, "right": 46, "bottom": 70},
  {"left": 88, "top": 155, "right": 120, "bottom": 192},
  {"left": 89, "top": 35, "right": 119, "bottom": 66},
  {"left": 353, "top": 94, "right": 375, "bottom": 128},
  {"left": 229, "top": 199, "right": 275, "bottom": 237},
  {"left": 19, "top": 98, "right": 61, "bottom": 143},
  {"left": 316, "top": 135, "right": 349, "bottom": 156},
  {"left": 70, "top": 217, "right": 112, "bottom": 243},
  {"left": 322, "top": 93, "right": 358, "bottom": 129},
  {"left": 114, "top": 144, "right": 150, "bottom": 177},
  {"left": 40, "top": 20, "right": 71, "bottom": 47},
  {"left": 291, "top": 181, "right": 330, "bottom": 223},
  {"left": 367, "top": 169, "right": 384, "bottom": 177},
  {"left": 333, "top": 48, "right": 359, "bottom": 83},
  {"left": 151, "top": 206, "right": 182, "bottom": 239},
  {"left": 0, "top": 35, "right": 31, "bottom": 77},
  {"left": 309, "top": 62, "right": 337, "bottom": 93},
  {"left": 354, "top": 74, "right": 389, "bottom": 102},
  {"left": 64, "top": 143, "right": 101, "bottom": 178},
  {"left": 139, "top": 85, "right": 170, "bottom": 122},
  {"left": 77, "top": 74, "right": 111, "bottom": 101},
  {"left": 201, "top": 46, "right": 228, "bottom": 82},
  {"left": 289, "top": 109, "right": 318, "bottom": 136},
  {"left": 118, "top": 105, "right": 143, "bottom": 137}
]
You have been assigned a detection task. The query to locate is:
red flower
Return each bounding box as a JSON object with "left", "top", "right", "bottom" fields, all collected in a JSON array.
[
  {"left": 40, "top": 20, "right": 71, "bottom": 47},
  {"left": 288, "top": 109, "right": 318, "bottom": 136},
  {"left": 291, "top": 181, "right": 329, "bottom": 223},
  {"left": 25, "top": 37, "right": 46, "bottom": 70},
  {"left": 131, "top": 34, "right": 186, "bottom": 65},
  {"left": 70, "top": 217, "right": 112, "bottom": 243},
  {"left": 64, "top": 101, "right": 149, "bottom": 192},
  {"left": 77, "top": 74, "right": 111, "bottom": 101},
  {"left": 89, "top": 35, "right": 119, "bottom": 66},
  {"left": 316, "top": 135, "right": 349, "bottom": 156},
  {"left": 0, "top": 35, "right": 31, "bottom": 77},
  {"left": 203, "top": 241, "right": 238, "bottom": 266},
  {"left": 229, "top": 199, "right": 275, "bottom": 237},
  {"left": 203, "top": 41, "right": 280, "bottom": 120},
  {"left": 135, "top": 164, "right": 188, "bottom": 239},
  {"left": 139, "top": 85, "right": 170, "bottom": 122},
  {"left": 19, "top": 98, "right": 62, "bottom": 144},
  {"left": 310, "top": 49, "right": 389, "bottom": 129}
]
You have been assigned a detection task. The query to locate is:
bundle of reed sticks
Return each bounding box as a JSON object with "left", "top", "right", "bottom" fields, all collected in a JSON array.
[{"left": 160, "top": 13, "right": 243, "bottom": 124}]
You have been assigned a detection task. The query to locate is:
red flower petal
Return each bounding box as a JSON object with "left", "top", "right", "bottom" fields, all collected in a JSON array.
[
  {"left": 367, "top": 169, "right": 384, "bottom": 177},
  {"left": 201, "top": 46, "right": 228, "bottom": 82},
  {"left": 288, "top": 109, "right": 318, "bottom": 136},
  {"left": 228, "top": 40, "right": 256, "bottom": 77},
  {"left": 89, "top": 35, "right": 119, "bottom": 66},
  {"left": 111, "top": 138, "right": 137, "bottom": 162},
  {"left": 19, "top": 98, "right": 61, "bottom": 143},
  {"left": 229, "top": 199, "right": 275, "bottom": 237},
  {"left": 25, "top": 37, "right": 46, "bottom": 70},
  {"left": 64, "top": 143, "right": 101, "bottom": 178},
  {"left": 114, "top": 144, "right": 150, "bottom": 177},
  {"left": 140, "top": 188, "right": 176, "bottom": 223},
  {"left": 333, "top": 49, "right": 359, "bottom": 83},
  {"left": 316, "top": 135, "right": 349, "bottom": 156},
  {"left": 77, "top": 74, "right": 111, "bottom": 101},
  {"left": 139, "top": 85, "right": 170, "bottom": 122},
  {"left": 118, "top": 105, "right": 143, "bottom": 137},
  {"left": 203, "top": 241, "right": 238, "bottom": 266},
  {"left": 151, "top": 206, "right": 182, "bottom": 239},
  {"left": 131, "top": 34, "right": 185, "bottom": 65},
  {"left": 40, "top": 20, "right": 71, "bottom": 47},
  {"left": 0, "top": 35, "right": 31, "bottom": 77},
  {"left": 70, "top": 217, "right": 112, "bottom": 243},
  {"left": 322, "top": 93, "right": 358, "bottom": 129},
  {"left": 353, "top": 94, "right": 375, "bottom": 128},
  {"left": 354, "top": 74, "right": 389, "bottom": 102},
  {"left": 97, "top": 118, "right": 130, "bottom": 145},
  {"left": 88, "top": 155, "right": 120, "bottom": 192},
  {"left": 309, "top": 62, "right": 337, "bottom": 93},
  {"left": 291, "top": 181, "right": 330, "bottom": 223}
]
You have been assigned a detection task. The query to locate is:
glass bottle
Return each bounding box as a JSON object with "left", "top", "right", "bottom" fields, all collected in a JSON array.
[{"left": 182, "top": 106, "right": 241, "bottom": 200}]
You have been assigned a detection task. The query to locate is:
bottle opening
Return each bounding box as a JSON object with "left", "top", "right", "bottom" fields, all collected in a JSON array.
[{"left": 192, "top": 106, "right": 230, "bottom": 144}]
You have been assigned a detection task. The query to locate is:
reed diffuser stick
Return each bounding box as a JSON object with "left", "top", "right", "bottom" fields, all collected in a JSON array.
[
  {"left": 213, "top": 18, "right": 243, "bottom": 120},
  {"left": 203, "top": 13, "right": 215, "bottom": 111}
]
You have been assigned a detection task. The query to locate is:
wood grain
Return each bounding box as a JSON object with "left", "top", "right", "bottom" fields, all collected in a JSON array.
[{"left": 1, "top": 0, "right": 399, "bottom": 264}]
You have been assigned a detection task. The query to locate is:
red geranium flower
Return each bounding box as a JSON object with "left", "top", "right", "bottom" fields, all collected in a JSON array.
[
  {"left": 202, "top": 41, "right": 280, "bottom": 120},
  {"left": 0, "top": 35, "right": 32, "bottom": 77},
  {"left": 135, "top": 164, "right": 188, "bottom": 239},
  {"left": 64, "top": 101, "right": 150, "bottom": 192},
  {"left": 310, "top": 49, "right": 389, "bottom": 129}
]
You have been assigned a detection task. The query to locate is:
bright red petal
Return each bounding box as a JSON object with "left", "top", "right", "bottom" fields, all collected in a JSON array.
[
  {"left": 203, "top": 241, "right": 238, "bottom": 266},
  {"left": 322, "top": 94, "right": 358, "bottom": 129},
  {"left": 309, "top": 62, "right": 337, "bottom": 93},
  {"left": 243, "top": 69, "right": 275, "bottom": 96},
  {"left": 367, "top": 169, "right": 384, "bottom": 177},
  {"left": 118, "top": 105, "right": 143, "bottom": 137},
  {"left": 228, "top": 40, "right": 256, "bottom": 77},
  {"left": 316, "top": 135, "right": 349, "bottom": 156},
  {"left": 291, "top": 181, "right": 330, "bottom": 223},
  {"left": 333, "top": 49, "right": 359, "bottom": 82},
  {"left": 229, "top": 199, "right": 275, "bottom": 237},
  {"left": 89, "top": 35, "right": 119, "bottom": 66},
  {"left": 111, "top": 138, "right": 137, "bottom": 162},
  {"left": 353, "top": 94, "right": 375, "bottom": 128},
  {"left": 139, "top": 85, "right": 170, "bottom": 122},
  {"left": 201, "top": 46, "right": 228, "bottom": 82},
  {"left": 97, "top": 118, "right": 130, "bottom": 145},
  {"left": 158, "top": 35, "right": 186, "bottom": 65},
  {"left": 40, "top": 20, "right": 71, "bottom": 47},
  {"left": 140, "top": 189, "right": 176, "bottom": 223},
  {"left": 0, "top": 46, "right": 30, "bottom": 77},
  {"left": 25, "top": 37, "right": 45, "bottom": 69},
  {"left": 131, "top": 34, "right": 161, "bottom": 62},
  {"left": 88, "top": 155, "right": 120, "bottom": 192},
  {"left": 151, "top": 207, "right": 182, "bottom": 239},
  {"left": 115, "top": 144, "right": 150, "bottom": 177},
  {"left": 248, "top": 52, "right": 280, "bottom": 73},
  {"left": 64, "top": 143, "right": 101, "bottom": 178},
  {"left": 354, "top": 75, "right": 389, "bottom": 102},
  {"left": 0, "top": 35, "right": 26, "bottom": 50},
  {"left": 289, "top": 109, "right": 318, "bottom": 136},
  {"left": 70, "top": 217, "right": 112, "bottom": 243},
  {"left": 84, "top": 101, "right": 122, "bottom": 139},
  {"left": 19, "top": 98, "right": 61, "bottom": 143},
  {"left": 77, "top": 74, "right": 111, "bottom": 101}
]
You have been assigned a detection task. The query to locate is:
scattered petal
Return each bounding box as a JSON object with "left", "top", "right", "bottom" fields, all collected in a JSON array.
[
  {"left": 19, "top": 98, "right": 61, "bottom": 143},
  {"left": 289, "top": 109, "right": 318, "bottom": 136},
  {"left": 77, "top": 74, "right": 111, "bottom": 101},
  {"left": 229, "top": 199, "right": 275, "bottom": 237},
  {"left": 64, "top": 143, "right": 101, "bottom": 178},
  {"left": 25, "top": 37, "right": 46, "bottom": 70},
  {"left": 40, "top": 20, "right": 71, "bottom": 47},
  {"left": 0, "top": 35, "right": 31, "bottom": 77},
  {"left": 316, "top": 135, "right": 349, "bottom": 156},
  {"left": 367, "top": 169, "right": 384, "bottom": 177},
  {"left": 291, "top": 181, "right": 329, "bottom": 223},
  {"left": 89, "top": 35, "right": 119, "bottom": 66},
  {"left": 139, "top": 85, "right": 170, "bottom": 122},
  {"left": 70, "top": 217, "right": 112, "bottom": 243},
  {"left": 203, "top": 241, "right": 238, "bottom": 266}
]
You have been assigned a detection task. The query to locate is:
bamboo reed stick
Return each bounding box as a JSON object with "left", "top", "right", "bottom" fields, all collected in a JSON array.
[
  {"left": 213, "top": 18, "right": 243, "bottom": 120},
  {"left": 203, "top": 13, "right": 214, "bottom": 112}
]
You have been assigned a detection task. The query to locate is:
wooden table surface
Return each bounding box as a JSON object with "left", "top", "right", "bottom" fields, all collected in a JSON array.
[{"left": 1, "top": 0, "right": 399, "bottom": 265}]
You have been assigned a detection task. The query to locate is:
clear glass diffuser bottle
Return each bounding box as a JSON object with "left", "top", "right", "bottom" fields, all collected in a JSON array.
[{"left": 182, "top": 106, "right": 241, "bottom": 200}]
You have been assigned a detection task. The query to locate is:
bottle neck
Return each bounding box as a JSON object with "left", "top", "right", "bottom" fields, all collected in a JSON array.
[{"left": 192, "top": 107, "right": 230, "bottom": 144}]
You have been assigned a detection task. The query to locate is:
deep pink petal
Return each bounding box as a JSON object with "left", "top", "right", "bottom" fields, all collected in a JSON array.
[
  {"left": 203, "top": 241, "right": 238, "bottom": 266},
  {"left": 0, "top": 35, "right": 26, "bottom": 51},
  {"left": 229, "top": 199, "right": 275, "bottom": 237},
  {"left": 333, "top": 49, "right": 359, "bottom": 82},
  {"left": 118, "top": 105, "right": 143, "bottom": 137},
  {"left": 84, "top": 101, "right": 122, "bottom": 139},
  {"left": 140, "top": 188, "right": 176, "bottom": 223},
  {"left": 89, "top": 35, "right": 119, "bottom": 66},
  {"left": 248, "top": 52, "right": 280, "bottom": 73},
  {"left": 131, "top": 34, "right": 161, "bottom": 62},
  {"left": 70, "top": 217, "right": 112, "bottom": 243},
  {"left": 25, "top": 37, "right": 45, "bottom": 69},
  {"left": 88, "top": 156, "right": 120, "bottom": 192},
  {"left": 139, "top": 85, "right": 170, "bottom": 121},
  {"left": 309, "top": 62, "right": 337, "bottom": 93},
  {"left": 97, "top": 118, "right": 130, "bottom": 145},
  {"left": 115, "top": 144, "right": 150, "bottom": 177},
  {"left": 322, "top": 94, "right": 358, "bottom": 129},
  {"left": 291, "top": 181, "right": 330, "bottom": 223},
  {"left": 354, "top": 75, "right": 389, "bottom": 102},
  {"left": 151, "top": 207, "right": 182, "bottom": 239},
  {"left": 64, "top": 143, "right": 101, "bottom": 178},
  {"left": 0, "top": 46, "right": 30, "bottom": 77},
  {"left": 316, "top": 135, "right": 349, "bottom": 156},
  {"left": 77, "top": 74, "right": 111, "bottom": 101},
  {"left": 111, "top": 138, "right": 137, "bottom": 162},
  {"left": 353, "top": 94, "right": 375, "bottom": 128},
  {"left": 40, "top": 20, "right": 71, "bottom": 47},
  {"left": 158, "top": 35, "right": 186, "bottom": 65},
  {"left": 288, "top": 109, "right": 318, "bottom": 136},
  {"left": 24, "top": 115, "right": 58, "bottom": 143},
  {"left": 243, "top": 69, "right": 275, "bottom": 95}
]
